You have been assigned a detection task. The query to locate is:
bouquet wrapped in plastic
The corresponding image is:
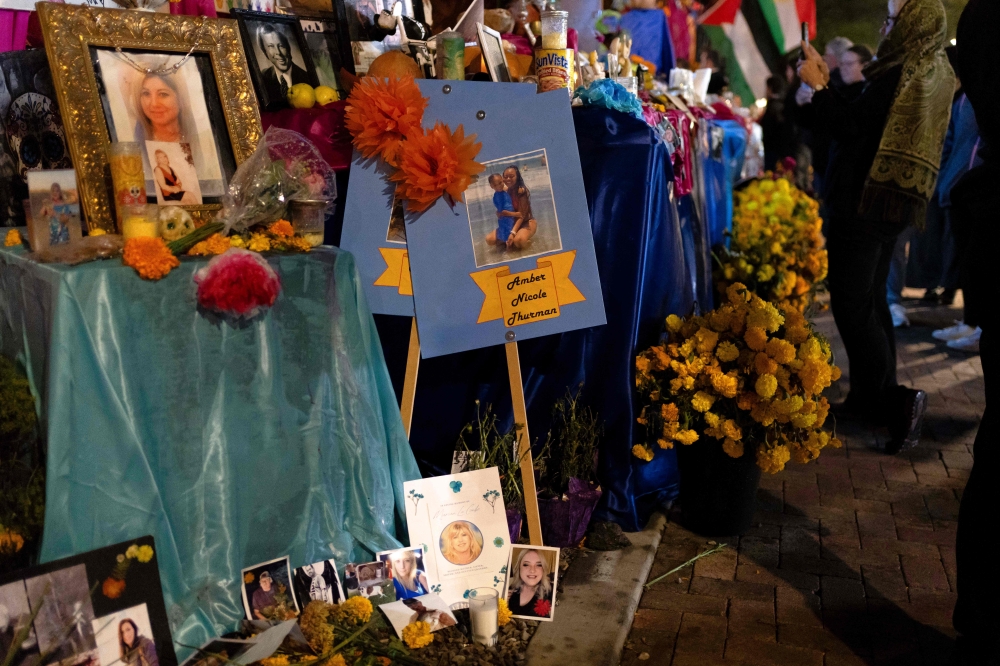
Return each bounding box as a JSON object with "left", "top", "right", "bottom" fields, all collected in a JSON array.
[{"left": 221, "top": 127, "right": 337, "bottom": 234}]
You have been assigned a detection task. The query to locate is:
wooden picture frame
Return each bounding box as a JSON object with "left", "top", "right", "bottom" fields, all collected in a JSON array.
[
  {"left": 36, "top": 2, "right": 262, "bottom": 232},
  {"left": 296, "top": 10, "right": 355, "bottom": 99},
  {"left": 232, "top": 9, "right": 320, "bottom": 112}
]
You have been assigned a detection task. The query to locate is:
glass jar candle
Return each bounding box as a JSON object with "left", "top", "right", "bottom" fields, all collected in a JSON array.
[
  {"left": 468, "top": 588, "right": 499, "bottom": 647},
  {"left": 121, "top": 204, "right": 160, "bottom": 240},
  {"left": 540, "top": 10, "right": 568, "bottom": 49},
  {"left": 107, "top": 142, "right": 147, "bottom": 230}
]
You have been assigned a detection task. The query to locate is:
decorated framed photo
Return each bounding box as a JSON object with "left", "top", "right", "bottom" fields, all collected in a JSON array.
[
  {"left": 26, "top": 169, "right": 82, "bottom": 252},
  {"left": 36, "top": 3, "right": 262, "bottom": 232},
  {"left": 232, "top": 10, "right": 320, "bottom": 112},
  {"left": 503, "top": 544, "right": 559, "bottom": 621},
  {"left": 298, "top": 12, "right": 354, "bottom": 98}
]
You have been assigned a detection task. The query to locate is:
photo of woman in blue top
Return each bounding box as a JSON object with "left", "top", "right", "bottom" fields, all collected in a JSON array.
[{"left": 386, "top": 548, "right": 429, "bottom": 600}]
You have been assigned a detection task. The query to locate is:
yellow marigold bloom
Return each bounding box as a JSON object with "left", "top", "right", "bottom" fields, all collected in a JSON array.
[
  {"left": 723, "top": 438, "right": 744, "bottom": 459},
  {"left": 831, "top": 365, "right": 842, "bottom": 381},
  {"left": 136, "top": 545, "right": 154, "bottom": 563},
  {"left": 632, "top": 444, "right": 655, "bottom": 461},
  {"left": 286, "top": 236, "right": 312, "bottom": 252},
  {"left": 334, "top": 596, "right": 373, "bottom": 624},
  {"left": 757, "top": 444, "right": 791, "bottom": 474},
  {"left": 751, "top": 401, "right": 777, "bottom": 426},
  {"left": 269, "top": 219, "right": 295, "bottom": 238},
  {"left": 798, "top": 358, "right": 833, "bottom": 396},
  {"left": 755, "top": 352, "right": 779, "bottom": 376},
  {"left": 704, "top": 412, "right": 721, "bottom": 428},
  {"left": 726, "top": 282, "right": 750, "bottom": 306},
  {"left": 737, "top": 392, "right": 757, "bottom": 411},
  {"left": 248, "top": 233, "right": 271, "bottom": 252},
  {"left": 747, "top": 298, "right": 784, "bottom": 333},
  {"left": 766, "top": 338, "right": 797, "bottom": 364},
  {"left": 755, "top": 373, "right": 778, "bottom": 399},
  {"left": 661, "top": 403, "right": 680, "bottom": 421},
  {"left": 328, "top": 656, "right": 347, "bottom": 666},
  {"left": 691, "top": 391, "right": 715, "bottom": 413},
  {"left": 674, "top": 429, "right": 699, "bottom": 446},
  {"left": 498, "top": 598, "right": 513, "bottom": 626},
  {"left": 716, "top": 341, "right": 740, "bottom": 362},
  {"left": 188, "top": 233, "right": 231, "bottom": 256},
  {"left": 791, "top": 412, "right": 818, "bottom": 428},
  {"left": 798, "top": 338, "right": 823, "bottom": 361},
  {"left": 710, "top": 372, "right": 739, "bottom": 399},
  {"left": 679, "top": 339, "right": 695, "bottom": 357},
  {"left": 0, "top": 530, "right": 25, "bottom": 554},
  {"left": 756, "top": 264, "right": 776, "bottom": 282},
  {"left": 662, "top": 421, "right": 680, "bottom": 439},
  {"left": 260, "top": 656, "right": 291, "bottom": 666},
  {"left": 694, "top": 327, "right": 719, "bottom": 353},
  {"left": 636, "top": 355, "right": 651, "bottom": 377},
  {"left": 4, "top": 229, "right": 22, "bottom": 246},
  {"left": 774, "top": 395, "right": 804, "bottom": 415},
  {"left": 656, "top": 438, "right": 673, "bottom": 449},
  {"left": 744, "top": 326, "right": 768, "bottom": 351},
  {"left": 830, "top": 437, "right": 843, "bottom": 448},
  {"left": 722, "top": 420, "right": 742, "bottom": 440},
  {"left": 709, "top": 309, "right": 733, "bottom": 332},
  {"left": 300, "top": 601, "right": 335, "bottom": 653},
  {"left": 666, "top": 314, "right": 683, "bottom": 332},
  {"left": 229, "top": 235, "right": 246, "bottom": 248}
]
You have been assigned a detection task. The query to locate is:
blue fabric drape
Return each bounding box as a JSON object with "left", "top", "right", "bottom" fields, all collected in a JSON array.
[
  {"left": 619, "top": 9, "right": 676, "bottom": 74},
  {"left": 701, "top": 119, "right": 748, "bottom": 250},
  {"left": 380, "top": 107, "right": 689, "bottom": 531},
  {"left": 0, "top": 247, "right": 420, "bottom": 657}
]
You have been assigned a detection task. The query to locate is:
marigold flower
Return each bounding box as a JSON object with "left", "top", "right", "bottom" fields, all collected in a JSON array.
[
  {"left": 268, "top": 219, "right": 295, "bottom": 238},
  {"left": 722, "top": 420, "right": 742, "bottom": 440},
  {"left": 694, "top": 327, "right": 719, "bottom": 353},
  {"left": 755, "top": 352, "right": 779, "bottom": 376},
  {"left": 123, "top": 237, "right": 179, "bottom": 281},
  {"left": 747, "top": 298, "right": 785, "bottom": 333},
  {"left": 102, "top": 577, "right": 126, "bottom": 599},
  {"left": 755, "top": 373, "right": 778, "bottom": 399},
  {"left": 345, "top": 75, "right": 427, "bottom": 166},
  {"left": 247, "top": 233, "right": 271, "bottom": 253},
  {"left": 4, "top": 229, "right": 22, "bottom": 246},
  {"left": 661, "top": 403, "right": 680, "bottom": 422},
  {"left": 334, "top": 596, "right": 373, "bottom": 624},
  {"left": 691, "top": 391, "right": 715, "bottom": 413},
  {"left": 710, "top": 372, "right": 739, "bottom": 398},
  {"left": 188, "top": 233, "right": 231, "bottom": 256},
  {"left": 498, "top": 598, "right": 513, "bottom": 626},
  {"left": 391, "top": 122, "right": 484, "bottom": 213},
  {"left": 744, "top": 326, "right": 768, "bottom": 351},
  {"left": 126, "top": 544, "right": 140, "bottom": 560},
  {"left": 666, "top": 314, "right": 683, "bottom": 332},
  {"left": 402, "top": 621, "right": 435, "bottom": 649},
  {"left": 704, "top": 412, "right": 721, "bottom": 428},
  {"left": 723, "top": 438, "right": 744, "bottom": 458},
  {"left": 0, "top": 530, "right": 25, "bottom": 553},
  {"left": 757, "top": 444, "right": 791, "bottom": 474},
  {"left": 136, "top": 545, "right": 154, "bottom": 563},
  {"left": 716, "top": 341, "right": 740, "bottom": 362},
  {"left": 673, "top": 429, "right": 699, "bottom": 446},
  {"left": 791, "top": 412, "right": 818, "bottom": 428},
  {"left": 229, "top": 235, "right": 246, "bottom": 248},
  {"left": 632, "top": 444, "right": 655, "bottom": 461}
]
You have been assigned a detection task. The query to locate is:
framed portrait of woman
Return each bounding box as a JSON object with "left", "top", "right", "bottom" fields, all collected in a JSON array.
[
  {"left": 297, "top": 11, "right": 355, "bottom": 98},
  {"left": 232, "top": 10, "right": 320, "bottom": 112},
  {"left": 36, "top": 3, "right": 262, "bottom": 232}
]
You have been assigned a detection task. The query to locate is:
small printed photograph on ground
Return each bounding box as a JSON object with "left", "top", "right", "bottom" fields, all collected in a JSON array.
[
  {"left": 379, "top": 593, "right": 456, "bottom": 638},
  {"left": 292, "top": 560, "right": 344, "bottom": 607},
  {"left": 24, "top": 564, "right": 99, "bottom": 664},
  {"left": 465, "top": 149, "right": 561, "bottom": 268},
  {"left": 342, "top": 561, "right": 395, "bottom": 607},
  {"left": 376, "top": 547, "right": 431, "bottom": 600},
  {"left": 503, "top": 545, "right": 559, "bottom": 622},
  {"left": 240, "top": 557, "right": 299, "bottom": 621},
  {"left": 91, "top": 604, "right": 157, "bottom": 666}
]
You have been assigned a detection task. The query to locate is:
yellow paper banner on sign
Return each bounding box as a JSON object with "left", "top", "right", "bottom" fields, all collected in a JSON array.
[
  {"left": 374, "top": 247, "right": 413, "bottom": 296},
  {"left": 471, "top": 251, "right": 585, "bottom": 326}
]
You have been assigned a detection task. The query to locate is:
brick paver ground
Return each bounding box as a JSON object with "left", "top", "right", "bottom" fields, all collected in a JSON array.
[{"left": 622, "top": 296, "right": 984, "bottom": 665}]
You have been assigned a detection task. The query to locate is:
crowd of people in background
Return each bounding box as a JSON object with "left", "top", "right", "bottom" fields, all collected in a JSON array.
[{"left": 761, "top": 0, "right": 996, "bottom": 661}]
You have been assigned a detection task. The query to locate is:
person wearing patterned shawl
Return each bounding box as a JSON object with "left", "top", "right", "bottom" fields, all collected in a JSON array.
[{"left": 796, "top": 0, "right": 954, "bottom": 455}]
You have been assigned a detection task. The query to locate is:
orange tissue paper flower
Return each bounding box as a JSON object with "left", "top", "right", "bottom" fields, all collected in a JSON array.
[
  {"left": 345, "top": 75, "right": 427, "bottom": 167},
  {"left": 123, "top": 237, "right": 180, "bottom": 280},
  {"left": 390, "top": 122, "right": 484, "bottom": 213}
]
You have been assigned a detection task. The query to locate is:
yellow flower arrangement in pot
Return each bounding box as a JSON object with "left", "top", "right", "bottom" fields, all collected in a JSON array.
[
  {"left": 715, "top": 176, "right": 828, "bottom": 314},
  {"left": 633, "top": 283, "right": 841, "bottom": 534}
]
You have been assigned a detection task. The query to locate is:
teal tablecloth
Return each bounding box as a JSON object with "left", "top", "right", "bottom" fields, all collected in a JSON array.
[{"left": 0, "top": 244, "right": 420, "bottom": 656}]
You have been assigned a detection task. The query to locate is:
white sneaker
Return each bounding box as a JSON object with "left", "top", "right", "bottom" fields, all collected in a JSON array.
[
  {"left": 946, "top": 327, "right": 981, "bottom": 353},
  {"left": 890, "top": 303, "right": 910, "bottom": 328},
  {"left": 933, "top": 321, "right": 975, "bottom": 341}
]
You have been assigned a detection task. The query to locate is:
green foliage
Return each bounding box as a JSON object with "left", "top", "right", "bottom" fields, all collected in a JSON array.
[
  {"left": 456, "top": 402, "right": 537, "bottom": 511},
  {"left": 1, "top": 355, "right": 45, "bottom": 574},
  {"left": 539, "top": 385, "right": 602, "bottom": 496}
]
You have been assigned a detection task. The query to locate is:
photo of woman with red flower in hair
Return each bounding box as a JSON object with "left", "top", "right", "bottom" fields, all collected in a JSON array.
[{"left": 504, "top": 545, "right": 559, "bottom": 621}]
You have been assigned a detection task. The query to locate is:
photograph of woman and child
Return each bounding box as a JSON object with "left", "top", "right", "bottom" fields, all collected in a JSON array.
[
  {"left": 504, "top": 546, "right": 559, "bottom": 621},
  {"left": 465, "top": 149, "right": 562, "bottom": 269},
  {"left": 95, "top": 50, "right": 226, "bottom": 200},
  {"left": 27, "top": 169, "right": 79, "bottom": 249},
  {"left": 377, "top": 547, "right": 430, "bottom": 600}
]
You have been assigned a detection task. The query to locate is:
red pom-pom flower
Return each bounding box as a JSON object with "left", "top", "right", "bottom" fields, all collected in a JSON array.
[
  {"left": 194, "top": 249, "right": 281, "bottom": 319},
  {"left": 533, "top": 599, "right": 552, "bottom": 617}
]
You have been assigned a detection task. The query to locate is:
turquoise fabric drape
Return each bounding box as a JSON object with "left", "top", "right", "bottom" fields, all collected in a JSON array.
[{"left": 0, "top": 245, "right": 420, "bottom": 658}]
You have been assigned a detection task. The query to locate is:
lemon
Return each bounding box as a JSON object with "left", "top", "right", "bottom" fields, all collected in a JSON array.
[
  {"left": 314, "top": 85, "right": 339, "bottom": 106},
  {"left": 287, "top": 83, "right": 316, "bottom": 109}
]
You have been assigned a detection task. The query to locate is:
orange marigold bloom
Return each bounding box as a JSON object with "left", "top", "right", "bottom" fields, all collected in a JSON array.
[
  {"left": 345, "top": 75, "right": 427, "bottom": 167},
  {"left": 391, "top": 122, "right": 484, "bottom": 213},
  {"left": 123, "top": 237, "right": 179, "bottom": 280},
  {"left": 269, "top": 219, "right": 295, "bottom": 238},
  {"left": 188, "top": 233, "right": 231, "bottom": 256}
]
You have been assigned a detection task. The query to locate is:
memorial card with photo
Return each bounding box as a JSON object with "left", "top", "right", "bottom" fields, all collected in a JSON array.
[
  {"left": 233, "top": 11, "right": 319, "bottom": 112},
  {"left": 0, "top": 536, "right": 177, "bottom": 666},
  {"left": 503, "top": 545, "right": 559, "bottom": 622},
  {"left": 178, "top": 639, "right": 253, "bottom": 666},
  {"left": 341, "top": 561, "right": 395, "bottom": 607},
  {"left": 145, "top": 142, "right": 202, "bottom": 206},
  {"left": 379, "top": 593, "right": 456, "bottom": 638},
  {"left": 93, "top": 50, "right": 229, "bottom": 199},
  {"left": 26, "top": 169, "right": 81, "bottom": 252},
  {"left": 375, "top": 547, "right": 432, "bottom": 601},
  {"left": 240, "top": 557, "right": 299, "bottom": 622},
  {"left": 403, "top": 468, "right": 511, "bottom": 607},
  {"left": 466, "top": 149, "right": 561, "bottom": 268},
  {"left": 291, "top": 560, "right": 345, "bottom": 607}
]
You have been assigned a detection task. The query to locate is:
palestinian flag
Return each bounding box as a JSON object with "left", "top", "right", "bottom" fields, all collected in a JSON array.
[
  {"left": 699, "top": 0, "right": 771, "bottom": 105},
  {"left": 757, "top": 0, "right": 817, "bottom": 53}
]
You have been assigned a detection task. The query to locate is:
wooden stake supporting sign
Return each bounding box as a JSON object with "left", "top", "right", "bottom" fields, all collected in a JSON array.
[{"left": 400, "top": 317, "right": 420, "bottom": 440}]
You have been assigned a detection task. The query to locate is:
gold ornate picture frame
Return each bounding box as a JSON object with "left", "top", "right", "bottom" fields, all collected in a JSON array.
[{"left": 37, "top": 3, "right": 263, "bottom": 232}]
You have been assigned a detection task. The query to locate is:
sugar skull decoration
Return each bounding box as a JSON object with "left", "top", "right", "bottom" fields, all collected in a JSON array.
[{"left": 158, "top": 207, "right": 195, "bottom": 241}]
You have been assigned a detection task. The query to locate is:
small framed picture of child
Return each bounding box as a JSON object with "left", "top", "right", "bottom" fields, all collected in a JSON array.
[{"left": 26, "top": 169, "right": 83, "bottom": 252}]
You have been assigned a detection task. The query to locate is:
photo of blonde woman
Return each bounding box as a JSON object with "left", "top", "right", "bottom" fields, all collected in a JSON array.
[
  {"left": 504, "top": 545, "right": 559, "bottom": 621},
  {"left": 147, "top": 144, "right": 202, "bottom": 205},
  {"left": 377, "top": 547, "right": 430, "bottom": 600},
  {"left": 438, "top": 521, "right": 483, "bottom": 566}
]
